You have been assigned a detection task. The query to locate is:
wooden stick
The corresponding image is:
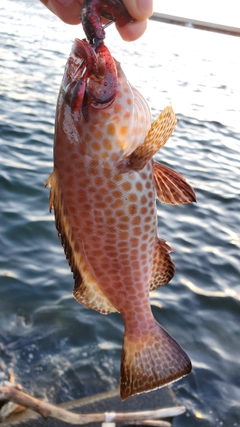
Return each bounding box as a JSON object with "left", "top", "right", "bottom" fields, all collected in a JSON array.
[
  {"left": 0, "top": 384, "right": 186, "bottom": 425},
  {"left": 127, "top": 420, "right": 171, "bottom": 426}
]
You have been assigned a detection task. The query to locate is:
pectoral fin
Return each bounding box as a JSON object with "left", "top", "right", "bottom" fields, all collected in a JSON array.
[
  {"left": 117, "top": 105, "right": 177, "bottom": 173},
  {"left": 149, "top": 238, "right": 175, "bottom": 291},
  {"left": 153, "top": 161, "right": 196, "bottom": 205},
  {"left": 45, "top": 171, "right": 117, "bottom": 315}
]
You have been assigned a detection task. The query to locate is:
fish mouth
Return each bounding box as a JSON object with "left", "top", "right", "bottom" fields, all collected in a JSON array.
[{"left": 62, "top": 39, "right": 118, "bottom": 117}]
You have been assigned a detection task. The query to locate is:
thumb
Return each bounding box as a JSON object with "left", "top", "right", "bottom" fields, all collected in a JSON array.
[{"left": 123, "top": 0, "right": 153, "bottom": 21}]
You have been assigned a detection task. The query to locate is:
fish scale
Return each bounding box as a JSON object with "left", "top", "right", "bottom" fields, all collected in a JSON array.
[{"left": 46, "top": 41, "right": 196, "bottom": 400}]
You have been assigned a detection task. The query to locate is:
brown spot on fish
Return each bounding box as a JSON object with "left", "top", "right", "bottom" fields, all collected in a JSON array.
[
  {"left": 132, "top": 215, "right": 141, "bottom": 225},
  {"left": 103, "top": 138, "right": 112, "bottom": 150},
  {"left": 112, "top": 189, "right": 122, "bottom": 198},
  {"left": 94, "top": 176, "right": 104, "bottom": 186},
  {"left": 114, "top": 103, "right": 123, "bottom": 113},
  {"left": 101, "top": 151, "right": 109, "bottom": 160},
  {"left": 116, "top": 89, "right": 123, "bottom": 98},
  {"left": 121, "top": 181, "right": 131, "bottom": 191},
  {"left": 94, "top": 129, "right": 103, "bottom": 139},
  {"left": 107, "top": 123, "right": 116, "bottom": 136},
  {"left": 123, "top": 111, "right": 131, "bottom": 120},
  {"left": 120, "top": 125, "right": 128, "bottom": 136},
  {"left": 120, "top": 215, "right": 129, "bottom": 223},
  {"left": 130, "top": 237, "right": 139, "bottom": 247},
  {"left": 112, "top": 199, "right": 124, "bottom": 209},
  {"left": 120, "top": 223, "right": 129, "bottom": 230},
  {"left": 128, "top": 193, "right": 137, "bottom": 202},
  {"left": 133, "top": 226, "right": 141, "bottom": 236},
  {"left": 135, "top": 182, "right": 143, "bottom": 191},
  {"left": 103, "top": 168, "right": 111, "bottom": 179},
  {"left": 114, "top": 173, "right": 123, "bottom": 183},
  {"left": 101, "top": 111, "right": 111, "bottom": 120},
  {"left": 92, "top": 141, "right": 101, "bottom": 151},
  {"left": 144, "top": 216, "right": 151, "bottom": 223},
  {"left": 140, "top": 195, "right": 147, "bottom": 204},
  {"left": 140, "top": 206, "right": 148, "bottom": 215},
  {"left": 116, "top": 209, "right": 125, "bottom": 217},
  {"left": 128, "top": 204, "right": 137, "bottom": 215}
]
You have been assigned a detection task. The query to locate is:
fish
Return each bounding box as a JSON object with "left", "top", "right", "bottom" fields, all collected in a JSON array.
[{"left": 45, "top": 39, "right": 195, "bottom": 400}]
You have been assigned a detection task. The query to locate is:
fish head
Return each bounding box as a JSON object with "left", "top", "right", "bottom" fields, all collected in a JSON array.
[{"left": 58, "top": 39, "right": 152, "bottom": 162}]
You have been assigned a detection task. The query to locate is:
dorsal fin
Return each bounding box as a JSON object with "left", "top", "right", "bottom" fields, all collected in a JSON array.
[
  {"left": 45, "top": 171, "right": 117, "bottom": 315},
  {"left": 149, "top": 238, "right": 175, "bottom": 291},
  {"left": 117, "top": 105, "right": 177, "bottom": 173},
  {"left": 153, "top": 161, "right": 196, "bottom": 205}
]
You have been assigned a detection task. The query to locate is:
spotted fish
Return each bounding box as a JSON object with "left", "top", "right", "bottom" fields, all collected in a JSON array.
[{"left": 45, "top": 40, "right": 195, "bottom": 400}]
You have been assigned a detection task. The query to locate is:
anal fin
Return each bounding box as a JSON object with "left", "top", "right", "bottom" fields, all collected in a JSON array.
[
  {"left": 72, "top": 256, "right": 118, "bottom": 315},
  {"left": 149, "top": 238, "right": 175, "bottom": 291},
  {"left": 153, "top": 160, "right": 196, "bottom": 205}
]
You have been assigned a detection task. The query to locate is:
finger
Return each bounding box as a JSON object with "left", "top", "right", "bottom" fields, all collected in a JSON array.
[
  {"left": 116, "top": 19, "right": 147, "bottom": 41},
  {"left": 122, "top": 0, "right": 153, "bottom": 21},
  {"left": 40, "top": 0, "right": 82, "bottom": 25}
]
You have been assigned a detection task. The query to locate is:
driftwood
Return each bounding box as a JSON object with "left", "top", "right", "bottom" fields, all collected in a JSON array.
[{"left": 0, "top": 383, "right": 186, "bottom": 426}]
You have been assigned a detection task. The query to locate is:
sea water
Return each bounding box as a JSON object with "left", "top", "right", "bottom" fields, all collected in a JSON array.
[{"left": 0, "top": 1, "right": 240, "bottom": 425}]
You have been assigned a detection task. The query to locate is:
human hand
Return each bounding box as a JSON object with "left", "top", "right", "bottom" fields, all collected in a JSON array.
[{"left": 40, "top": 0, "right": 153, "bottom": 41}]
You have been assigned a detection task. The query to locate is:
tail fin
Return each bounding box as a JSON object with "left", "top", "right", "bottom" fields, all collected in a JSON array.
[{"left": 120, "top": 321, "right": 191, "bottom": 400}]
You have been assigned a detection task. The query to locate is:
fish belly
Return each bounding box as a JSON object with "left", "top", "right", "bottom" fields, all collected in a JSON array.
[{"left": 55, "top": 148, "right": 156, "bottom": 319}]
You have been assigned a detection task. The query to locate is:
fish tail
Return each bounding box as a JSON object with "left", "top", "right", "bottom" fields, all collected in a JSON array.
[{"left": 120, "top": 320, "right": 191, "bottom": 401}]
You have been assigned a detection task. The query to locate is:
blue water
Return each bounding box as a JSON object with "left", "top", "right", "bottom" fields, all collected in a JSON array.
[{"left": 0, "top": 1, "right": 240, "bottom": 425}]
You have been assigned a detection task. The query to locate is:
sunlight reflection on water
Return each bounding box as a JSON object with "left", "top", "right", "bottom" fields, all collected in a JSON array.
[{"left": 182, "top": 279, "right": 240, "bottom": 300}]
